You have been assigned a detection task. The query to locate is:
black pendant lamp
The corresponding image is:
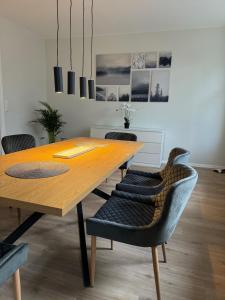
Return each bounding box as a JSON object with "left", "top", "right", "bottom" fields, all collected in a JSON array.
[
  {"left": 80, "top": 0, "right": 87, "bottom": 99},
  {"left": 54, "top": 0, "right": 63, "bottom": 93},
  {"left": 67, "top": 0, "right": 75, "bottom": 94},
  {"left": 88, "top": 0, "right": 95, "bottom": 99}
]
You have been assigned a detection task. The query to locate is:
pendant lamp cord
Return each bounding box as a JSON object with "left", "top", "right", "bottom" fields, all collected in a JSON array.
[
  {"left": 69, "top": 0, "right": 73, "bottom": 70},
  {"left": 90, "top": 0, "right": 94, "bottom": 79},
  {"left": 56, "top": 0, "right": 59, "bottom": 66},
  {"left": 82, "top": 0, "right": 85, "bottom": 77}
]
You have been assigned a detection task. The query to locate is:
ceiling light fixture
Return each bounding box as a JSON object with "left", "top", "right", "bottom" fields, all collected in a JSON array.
[
  {"left": 80, "top": 0, "right": 87, "bottom": 99},
  {"left": 88, "top": 0, "right": 95, "bottom": 99},
  {"left": 54, "top": 0, "right": 63, "bottom": 93},
  {"left": 67, "top": 0, "right": 75, "bottom": 95}
]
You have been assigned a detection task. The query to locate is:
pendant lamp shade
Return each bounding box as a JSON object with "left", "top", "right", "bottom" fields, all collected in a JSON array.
[
  {"left": 67, "top": 0, "right": 75, "bottom": 95},
  {"left": 80, "top": 76, "right": 87, "bottom": 99},
  {"left": 88, "top": 0, "right": 95, "bottom": 99},
  {"left": 80, "top": 0, "right": 87, "bottom": 99},
  {"left": 88, "top": 79, "right": 95, "bottom": 99},
  {"left": 67, "top": 71, "right": 75, "bottom": 95},
  {"left": 54, "top": 66, "right": 63, "bottom": 93},
  {"left": 54, "top": 0, "right": 63, "bottom": 93}
]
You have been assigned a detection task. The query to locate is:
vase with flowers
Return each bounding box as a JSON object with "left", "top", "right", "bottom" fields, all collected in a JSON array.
[{"left": 116, "top": 103, "right": 135, "bottom": 129}]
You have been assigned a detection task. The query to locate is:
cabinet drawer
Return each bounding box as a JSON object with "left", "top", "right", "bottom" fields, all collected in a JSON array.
[
  {"left": 140, "top": 143, "right": 161, "bottom": 154},
  {"left": 91, "top": 128, "right": 163, "bottom": 144},
  {"left": 133, "top": 152, "right": 161, "bottom": 166},
  {"left": 136, "top": 131, "right": 163, "bottom": 143}
]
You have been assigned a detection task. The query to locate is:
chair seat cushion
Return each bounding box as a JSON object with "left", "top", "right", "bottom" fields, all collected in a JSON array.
[
  {"left": 0, "top": 243, "right": 28, "bottom": 286},
  {"left": 86, "top": 197, "right": 156, "bottom": 247},
  {"left": 122, "top": 173, "right": 162, "bottom": 186},
  {"left": 95, "top": 196, "right": 155, "bottom": 226}
]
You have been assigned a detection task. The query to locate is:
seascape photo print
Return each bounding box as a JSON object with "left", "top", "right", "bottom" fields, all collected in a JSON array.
[
  {"left": 96, "top": 54, "right": 131, "bottom": 85},
  {"left": 131, "top": 70, "right": 150, "bottom": 102},
  {"left": 145, "top": 52, "right": 157, "bottom": 68},
  {"left": 107, "top": 87, "right": 118, "bottom": 101},
  {"left": 119, "top": 86, "right": 130, "bottom": 102},
  {"left": 159, "top": 51, "right": 172, "bottom": 68},
  {"left": 96, "top": 86, "right": 107, "bottom": 101}
]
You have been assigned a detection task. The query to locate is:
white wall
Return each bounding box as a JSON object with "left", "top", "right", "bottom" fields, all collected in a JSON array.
[
  {"left": 0, "top": 17, "right": 47, "bottom": 143},
  {"left": 46, "top": 27, "right": 225, "bottom": 167}
]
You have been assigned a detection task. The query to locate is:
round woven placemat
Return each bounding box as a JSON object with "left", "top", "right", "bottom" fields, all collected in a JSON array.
[{"left": 5, "top": 162, "right": 70, "bottom": 179}]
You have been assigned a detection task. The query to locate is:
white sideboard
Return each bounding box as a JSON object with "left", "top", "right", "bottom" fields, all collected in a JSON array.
[{"left": 90, "top": 126, "right": 164, "bottom": 168}]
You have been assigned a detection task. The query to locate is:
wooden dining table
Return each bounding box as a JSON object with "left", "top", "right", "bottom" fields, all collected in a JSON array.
[{"left": 0, "top": 137, "right": 143, "bottom": 287}]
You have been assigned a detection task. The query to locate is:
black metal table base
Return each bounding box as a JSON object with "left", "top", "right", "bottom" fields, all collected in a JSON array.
[
  {"left": 2, "top": 188, "right": 111, "bottom": 288},
  {"left": 92, "top": 188, "right": 111, "bottom": 201},
  {"left": 3, "top": 212, "right": 44, "bottom": 244},
  {"left": 76, "top": 202, "right": 90, "bottom": 287}
]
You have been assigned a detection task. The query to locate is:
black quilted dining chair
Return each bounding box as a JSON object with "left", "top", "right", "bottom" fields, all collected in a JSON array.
[
  {"left": 105, "top": 132, "right": 137, "bottom": 180},
  {"left": 1, "top": 134, "right": 36, "bottom": 154},
  {"left": 116, "top": 147, "right": 190, "bottom": 195},
  {"left": 1, "top": 134, "right": 36, "bottom": 224},
  {"left": 86, "top": 164, "right": 198, "bottom": 300}
]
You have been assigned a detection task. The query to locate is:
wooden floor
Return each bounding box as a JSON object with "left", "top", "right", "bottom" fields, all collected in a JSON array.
[{"left": 0, "top": 167, "right": 225, "bottom": 300}]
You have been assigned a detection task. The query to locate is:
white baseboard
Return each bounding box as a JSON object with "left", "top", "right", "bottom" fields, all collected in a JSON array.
[
  {"left": 162, "top": 160, "right": 225, "bottom": 170},
  {"left": 189, "top": 163, "right": 225, "bottom": 170}
]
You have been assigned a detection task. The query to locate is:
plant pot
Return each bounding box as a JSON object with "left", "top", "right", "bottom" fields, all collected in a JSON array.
[
  {"left": 124, "top": 122, "right": 130, "bottom": 129},
  {"left": 48, "top": 132, "right": 56, "bottom": 144}
]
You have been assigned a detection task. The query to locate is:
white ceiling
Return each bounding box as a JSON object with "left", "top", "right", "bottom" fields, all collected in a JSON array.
[{"left": 0, "top": 0, "right": 225, "bottom": 38}]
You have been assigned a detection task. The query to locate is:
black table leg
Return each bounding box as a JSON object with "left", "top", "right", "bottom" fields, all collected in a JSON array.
[
  {"left": 92, "top": 188, "right": 110, "bottom": 201},
  {"left": 76, "top": 202, "right": 90, "bottom": 287},
  {"left": 3, "top": 212, "right": 44, "bottom": 244}
]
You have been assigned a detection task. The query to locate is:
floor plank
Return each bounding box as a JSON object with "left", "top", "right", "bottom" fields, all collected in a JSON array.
[{"left": 0, "top": 167, "right": 225, "bottom": 300}]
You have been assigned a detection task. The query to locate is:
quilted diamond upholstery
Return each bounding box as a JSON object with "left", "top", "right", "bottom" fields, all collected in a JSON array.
[
  {"left": 151, "top": 164, "right": 193, "bottom": 221},
  {"left": 122, "top": 173, "right": 161, "bottom": 186},
  {"left": 160, "top": 148, "right": 190, "bottom": 179},
  {"left": 105, "top": 132, "right": 137, "bottom": 142},
  {"left": 117, "top": 147, "right": 190, "bottom": 194},
  {"left": 87, "top": 164, "right": 198, "bottom": 247},
  {"left": 105, "top": 132, "right": 137, "bottom": 170},
  {"left": 94, "top": 196, "right": 155, "bottom": 227},
  {"left": 1, "top": 134, "right": 36, "bottom": 154}
]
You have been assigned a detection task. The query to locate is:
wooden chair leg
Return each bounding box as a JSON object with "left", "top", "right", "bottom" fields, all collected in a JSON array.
[
  {"left": 13, "top": 269, "right": 21, "bottom": 300},
  {"left": 121, "top": 169, "right": 124, "bottom": 180},
  {"left": 110, "top": 240, "right": 113, "bottom": 250},
  {"left": 152, "top": 247, "right": 161, "bottom": 300},
  {"left": 121, "top": 169, "right": 127, "bottom": 180},
  {"left": 162, "top": 243, "right": 167, "bottom": 263},
  {"left": 90, "top": 236, "right": 96, "bottom": 287},
  {"left": 17, "top": 208, "right": 21, "bottom": 225}
]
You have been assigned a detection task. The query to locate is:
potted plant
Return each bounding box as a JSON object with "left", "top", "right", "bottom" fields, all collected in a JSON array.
[
  {"left": 116, "top": 103, "right": 136, "bottom": 129},
  {"left": 32, "top": 101, "right": 66, "bottom": 143}
]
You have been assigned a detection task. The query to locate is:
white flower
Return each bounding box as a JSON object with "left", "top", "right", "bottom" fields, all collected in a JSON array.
[{"left": 116, "top": 103, "right": 136, "bottom": 122}]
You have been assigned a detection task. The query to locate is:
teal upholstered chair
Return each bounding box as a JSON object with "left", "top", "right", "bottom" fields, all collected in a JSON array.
[
  {"left": 116, "top": 147, "right": 190, "bottom": 195},
  {"left": 86, "top": 164, "right": 198, "bottom": 300},
  {"left": 0, "top": 242, "right": 28, "bottom": 300}
]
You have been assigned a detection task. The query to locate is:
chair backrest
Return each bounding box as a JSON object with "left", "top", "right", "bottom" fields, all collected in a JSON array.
[
  {"left": 105, "top": 131, "right": 137, "bottom": 142},
  {"left": 148, "top": 164, "right": 198, "bottom": 245},
  {"left": 0, "top": 242, "right": 28, "bottom": 286},
  {"left": 1, "top": 134, "right": 36, "bottom": 154},
  {"left": 160, "top": 147, "right": 190, "bottom": 179}
]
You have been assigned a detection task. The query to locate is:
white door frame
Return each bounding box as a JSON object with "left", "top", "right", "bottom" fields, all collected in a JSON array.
[{"left": 0, "top": 50, "right": 6, "bottom": 153}]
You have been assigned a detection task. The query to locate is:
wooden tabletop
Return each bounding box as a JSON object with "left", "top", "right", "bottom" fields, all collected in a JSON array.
[{"left": 0, "top": 137, "right": 143, "bottom": 216}]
